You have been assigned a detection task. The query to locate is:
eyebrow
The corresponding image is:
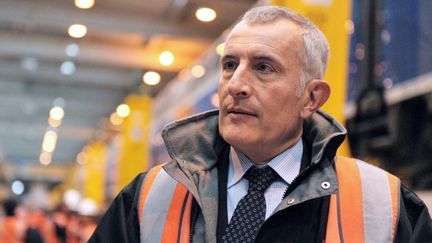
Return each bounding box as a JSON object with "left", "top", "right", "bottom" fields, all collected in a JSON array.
[
  {"left": 252, "top": 55, "right": 278, "bottom": 63},
  {"left": 220, "top": 54, "right": 237, "bottom": 63},
  {"left": 220, "top": 54, "right": 278, "bottom": 63}
]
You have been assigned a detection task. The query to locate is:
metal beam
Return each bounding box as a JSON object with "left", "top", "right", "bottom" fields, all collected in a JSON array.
[
  {"left": 0, "top": 58, "right": 138, "bottom": 90},
  {"left": 0, "top": 79, "right": 128, "bottom": 104},
  {"left": 0, "top": 0, "right": 219, "bottom": 39},
  {"left": 0, "top": 32, "right": 209, "bottom": 72},
  {"left": 0, "top": 121, "right": 94, "bottom": 141}
]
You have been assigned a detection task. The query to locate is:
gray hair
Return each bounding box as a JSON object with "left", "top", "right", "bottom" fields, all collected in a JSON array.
[{"left": 241, "top": 6, "right": 329, "bottom": 96}]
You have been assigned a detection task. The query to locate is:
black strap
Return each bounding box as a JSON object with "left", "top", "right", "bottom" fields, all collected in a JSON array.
[
  {"left": 189, "top": 197, "right": 200, "bottom": 242},
  {"left": 317, "top": 195, "right": 331, "bottom": 242},
  {"left": 216, "top": 147, "right": 230, "bottom": 242}
]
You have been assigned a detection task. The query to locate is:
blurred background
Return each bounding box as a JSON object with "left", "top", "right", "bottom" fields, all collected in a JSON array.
[{"left": 0, "top": 0, "right": 431, "bottom": 242}]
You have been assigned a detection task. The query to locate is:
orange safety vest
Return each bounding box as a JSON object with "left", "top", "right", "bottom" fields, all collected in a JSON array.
[
  {"left": 138, "top": 157, "right": 400, "bottom": 243},
  {"left": 326, "top": 157, "right": 400, "bottom": 243},
  {"left": 0, "top": 217, "right": 25, "bottom": 243}
]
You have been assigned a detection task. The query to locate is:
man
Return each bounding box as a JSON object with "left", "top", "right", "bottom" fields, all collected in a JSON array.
[{"left": 90, "top": 6, "right": 432, "bottom": 243}]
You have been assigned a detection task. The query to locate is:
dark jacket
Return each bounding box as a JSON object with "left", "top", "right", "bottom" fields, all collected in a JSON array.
[{"left": 89, "top": 110, "right": 432, "bottom": 243}]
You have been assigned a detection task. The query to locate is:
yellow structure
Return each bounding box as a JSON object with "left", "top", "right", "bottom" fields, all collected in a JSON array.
[
  {"left": 116, "top": 95, "right": 152, "bottom": 192},
  {"left": 82, "top": 141, "right": 107, "bottom": 207}
]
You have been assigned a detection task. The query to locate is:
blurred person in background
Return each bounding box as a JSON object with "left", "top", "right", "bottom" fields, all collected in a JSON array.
[
  {"left": 77, "top": 215, "right": 97, "bottom": 243},
  {"left": 50, "top": 202, "right": 99, "bottom": 243},
  {"left": 52, "top": 205, "right": 68, "bottom": 243},
  {"left": 89, "top": 5, "right": 432, "bottom": 243},
  {"left": 26, "top": 208, "right": 57, "bottom": 243},
  {"left": 0, "top": 198, "right": 27, "bottom": 242}
]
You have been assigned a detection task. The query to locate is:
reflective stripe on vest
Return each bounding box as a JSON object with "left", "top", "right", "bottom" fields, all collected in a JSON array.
[
  {"left": 138, "top": 164, "right": 192, "bottom": 243},
  {"left": 326, "top": 156, "right": 401, "bottom": 243}
]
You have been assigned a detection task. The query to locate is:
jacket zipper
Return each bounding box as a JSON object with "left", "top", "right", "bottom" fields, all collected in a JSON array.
[
  {"left": 189, "top": 198, "right": 199, "bottom": 243},
  {"left": 189, "top": 224, "right": 195, "bottom": 243},
  {"left": 282, "top": 162, "right": 317, "bottom": 199}
]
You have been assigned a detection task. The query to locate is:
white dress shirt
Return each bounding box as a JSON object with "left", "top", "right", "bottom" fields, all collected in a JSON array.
[{"left": 227, "top": 139, "right": 303, "bottom": 222}]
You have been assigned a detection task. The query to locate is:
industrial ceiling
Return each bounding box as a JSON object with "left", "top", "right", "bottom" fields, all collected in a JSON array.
[{"left": 0, "top": 0, "right": 256, "bottom": 182}]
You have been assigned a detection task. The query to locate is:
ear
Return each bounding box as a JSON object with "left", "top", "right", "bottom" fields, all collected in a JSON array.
[{"left": 300, "top": 79, "right": 330, "bottom": 119}]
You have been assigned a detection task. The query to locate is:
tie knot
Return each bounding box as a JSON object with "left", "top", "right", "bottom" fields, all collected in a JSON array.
[{"left": 244, "top": 166, "right": 278, "bottom": 193}]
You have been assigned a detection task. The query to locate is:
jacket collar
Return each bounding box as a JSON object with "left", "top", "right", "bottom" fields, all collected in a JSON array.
[
  {"left": 162, "top": 109, "right": 227, "bottom": 174},
  {"left": 303, "top": 109, "right": 347, "bottom": 165},
  {"left": 161, "top": 109, "right": 346, "bottom": 173}
]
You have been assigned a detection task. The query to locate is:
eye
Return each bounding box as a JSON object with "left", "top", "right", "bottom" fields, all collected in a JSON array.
[
  {"left": 255, "top": 63, "right": 275, "bottom": 73},
  {"left": 222, "top": 60, "right": 238, "bottom": 72}
]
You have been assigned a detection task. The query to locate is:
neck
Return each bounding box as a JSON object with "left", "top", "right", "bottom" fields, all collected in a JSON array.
[{"left": 236, "top": 138, "right": 302, "bottom": 165}]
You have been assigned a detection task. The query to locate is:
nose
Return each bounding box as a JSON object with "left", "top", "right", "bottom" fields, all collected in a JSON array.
[{"left": 227, "top": 65, "right": 251, "bottom": 98}]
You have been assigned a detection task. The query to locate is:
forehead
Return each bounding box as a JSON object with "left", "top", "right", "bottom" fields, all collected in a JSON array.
[{"left": 224, "top": 20, "right": 302, "bottom": 57}]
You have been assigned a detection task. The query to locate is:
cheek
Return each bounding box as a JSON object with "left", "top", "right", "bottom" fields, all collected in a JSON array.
[
  {"left": 218, "top": 81, "right": 231, "bottom": 104},
  {"left": 217, "top": 83, "right": 225, "bottom": 103},
  {"left": 264, "top": 96, "right": 302, "bottom": 120},
  {"left": 218, "top": 78, "right": 227, "bottom": 93},
  {"left": 218, "top": 91, "right": 225, "bottom": 108}
]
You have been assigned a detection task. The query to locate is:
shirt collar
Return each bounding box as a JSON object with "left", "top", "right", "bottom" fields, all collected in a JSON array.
[{"left": 227, "top": 139, "right": 303, "bottom": 188}]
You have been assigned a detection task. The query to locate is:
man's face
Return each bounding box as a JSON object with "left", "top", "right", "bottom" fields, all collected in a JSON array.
[{"left": 218, "top": 19, "right": 307, "bottom": 163}]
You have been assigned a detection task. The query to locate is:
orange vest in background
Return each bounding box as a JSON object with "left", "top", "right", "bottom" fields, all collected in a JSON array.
[
  {"left": 0, "top": 217, "right": 25, "bottom": 243},
  {"left": 137, "top": 157, "right": 400, "bottom": 243}
]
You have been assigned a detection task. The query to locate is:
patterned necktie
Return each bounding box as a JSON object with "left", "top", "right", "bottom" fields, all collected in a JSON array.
[{"left": 221, "top": 166, "right": 278, "bottom": 243}]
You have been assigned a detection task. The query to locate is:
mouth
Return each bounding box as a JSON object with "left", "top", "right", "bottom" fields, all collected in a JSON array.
[{"left": 226, "top": 107, "right": 257, "bottom": 117}]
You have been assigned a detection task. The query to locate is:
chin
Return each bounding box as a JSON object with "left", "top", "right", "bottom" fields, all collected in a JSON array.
[{"left": 220, "top": 128, "right": 254, "bottom": 150}]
